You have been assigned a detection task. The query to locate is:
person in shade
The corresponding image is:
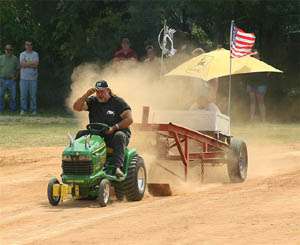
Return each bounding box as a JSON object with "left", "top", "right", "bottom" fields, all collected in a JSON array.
[
  {"left": 113, "top": 38, "right": 138, "bottom": 62},
  {"left": 0, "top": 44, "right": 19, "bottom": 112},
  {"left": 73, "top": 80, "right": 133, "bottom": 178},
  {"left": 246, "top": 51, "right": 268, "bottom": 122}
]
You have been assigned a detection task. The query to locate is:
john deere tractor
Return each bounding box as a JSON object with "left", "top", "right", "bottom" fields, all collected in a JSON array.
[{"left": 47, "top": 123, "right": 146, "bottom": 207}]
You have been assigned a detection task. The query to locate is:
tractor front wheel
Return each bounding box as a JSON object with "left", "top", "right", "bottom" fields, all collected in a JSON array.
[
  {"left": 124, "top": 155, "right": 147, "bottom": 201},
  {"left": 227, "top": 138, "right": 248, "bottom": 183},
  {"left": 47, "top": 178, "right": 61, "bottom": 206},
  {"left": 98, "top": 179, "right": 110, "bottom": 207}
]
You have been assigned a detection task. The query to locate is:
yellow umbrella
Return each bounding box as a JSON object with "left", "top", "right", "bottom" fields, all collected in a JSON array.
[{"left": 165, "top": 48, "right": 282, "bottom": 81}]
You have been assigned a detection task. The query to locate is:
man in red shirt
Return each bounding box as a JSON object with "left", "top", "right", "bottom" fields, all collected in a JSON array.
[{"left": 113, "top": 38, "right": 138, "bottom": 62}]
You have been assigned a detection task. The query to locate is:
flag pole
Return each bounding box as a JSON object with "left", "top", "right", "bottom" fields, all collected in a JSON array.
[
  {"left": 160, "top": 19, "right": 167, "bottom": 78},
  {"left": 228, "top": 20, "right": 234, "bottom": 117}
]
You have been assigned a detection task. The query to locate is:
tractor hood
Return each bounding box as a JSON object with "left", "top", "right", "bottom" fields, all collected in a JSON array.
[{"left": 63, "top": 134, "right": 106, "bottom": 157}]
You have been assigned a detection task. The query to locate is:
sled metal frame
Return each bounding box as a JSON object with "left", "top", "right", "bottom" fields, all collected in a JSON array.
[{"left": 136, "top": 106, "right": 230, "bottom": 181}]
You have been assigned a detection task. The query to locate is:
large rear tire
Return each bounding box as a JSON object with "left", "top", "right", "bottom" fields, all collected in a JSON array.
[
  {"left": 227, "top": 138, "right": 248, "bottom": 183},
  {"left": 124, "top": 155, "right": 147, "bottom": 201},
  {"left": 113, "top": 183, "right": 125, "bottom": 201},
  {"left": 47, "top": 178, "right": 61, "bottom": 206}
]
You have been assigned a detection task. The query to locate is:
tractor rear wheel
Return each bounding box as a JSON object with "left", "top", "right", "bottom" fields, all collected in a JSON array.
[
  {"left": 113, "top": 183, "right": 125, "bottom": 201},
  {"left": 98, "top": 179, "right": 110, "bottom": 207},
  {"left": 227, "top": 138, "right": 248, "bottom": 183},
  {"left": 47, "top": 178, "right": 61, "bottom": 206},
  {"left": 124, "top": 155, "right": 147, "bottom": 201}
]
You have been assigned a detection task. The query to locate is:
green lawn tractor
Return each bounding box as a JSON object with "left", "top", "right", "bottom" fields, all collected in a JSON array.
[{"left": 47, "top": 123, "right": 146, "bottom": 207}]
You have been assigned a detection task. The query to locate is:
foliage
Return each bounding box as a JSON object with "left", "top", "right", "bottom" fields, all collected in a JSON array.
[{"left": 0, "top": 0, "right": 299, "bottom": 120}]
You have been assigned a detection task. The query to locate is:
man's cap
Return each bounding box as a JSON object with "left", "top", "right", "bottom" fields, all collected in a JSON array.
[{"left": 95, "top": 80, "right": 109, "bottom": 90}]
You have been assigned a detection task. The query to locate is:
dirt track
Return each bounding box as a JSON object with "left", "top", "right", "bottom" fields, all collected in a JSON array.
[{"left": 1, "top": 142, "right": 300, "bottom": 244}]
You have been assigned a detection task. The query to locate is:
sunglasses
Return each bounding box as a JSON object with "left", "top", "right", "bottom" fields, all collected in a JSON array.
[
  {"left": 25, "top": 43, "right": 32, "bottom": 46},
  {"left": 5, "top": 49, "right": 13, "bottom": 51}
]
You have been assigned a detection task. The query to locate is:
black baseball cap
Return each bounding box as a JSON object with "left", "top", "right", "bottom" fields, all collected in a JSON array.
[{"left": 95, "top": 80, "right": 109, "bottom": 90}]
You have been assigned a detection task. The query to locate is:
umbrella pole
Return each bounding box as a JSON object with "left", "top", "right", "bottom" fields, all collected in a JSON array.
[{"left": 228, "top": 20, "right": 234, "bottom": 117}]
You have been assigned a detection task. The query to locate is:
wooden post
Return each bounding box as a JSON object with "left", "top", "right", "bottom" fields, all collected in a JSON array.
[{"left": 142, "top": 106, "right": 150, "bottom": 125}]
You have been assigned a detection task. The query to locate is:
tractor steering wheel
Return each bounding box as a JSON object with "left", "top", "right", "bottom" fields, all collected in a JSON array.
[{"left": 86, "top": 123, "right": 110, "bottom": 136}]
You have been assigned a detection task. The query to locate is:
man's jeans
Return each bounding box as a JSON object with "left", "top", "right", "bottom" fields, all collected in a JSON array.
[
  {"left": 20, "top": 79, "right": 37, "bottom": 113},
  {"left": 105, "top": 131, "right": 130, "bottom": 168},
  {"left": 0, "top": 79, "right": 17, "bottom": 112}
]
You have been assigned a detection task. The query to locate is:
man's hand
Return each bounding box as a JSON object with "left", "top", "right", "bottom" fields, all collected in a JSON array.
[
  {"left": 84, "top": 88, "right": 96, "bottom": 98},
  {"left": 105, "top": 126, "right": 116, "bottom": 135},
  {"left": 73, "top": 88, "right": 95, "bottom": 111},
  {"left": 105, "top": 124, "right": 119, "bottom": 135}
]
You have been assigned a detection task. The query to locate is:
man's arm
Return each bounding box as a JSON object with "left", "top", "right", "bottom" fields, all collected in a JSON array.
[
  {"left": 20, "top": 53, "right": 28, "bottom": 68},
  {"left": 27, "top": 53, "right": 39, "bottom": 68},
  {"left": 106, "top": 109, "right": 133, "bottom": 135},
  {"left": 20, "top": 53, "right": 39, "bottom": 68},
  {"left": 118, "top": 109, "right": 133, "bottom": 128},
  {"left": 73, "top": 88, "right": 96, "bottom": 111},
  {"left": 11, "top": 57, "right": 20, "bottom": 80},
  {"left": 27, "top": 60, "right": 39, "bottom": 68}
]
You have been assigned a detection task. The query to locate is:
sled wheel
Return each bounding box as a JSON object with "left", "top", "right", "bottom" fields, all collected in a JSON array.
[{"left": 227, "top": 138, "right": 248, "bottom": 183}]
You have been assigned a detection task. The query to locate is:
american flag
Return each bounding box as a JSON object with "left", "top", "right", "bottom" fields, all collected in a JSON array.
[{"left": 231, "top": 25, "right": 256, "bottom": 58}]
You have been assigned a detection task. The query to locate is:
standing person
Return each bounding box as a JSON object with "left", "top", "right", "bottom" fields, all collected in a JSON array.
[
  {"left": 0, "top": 44, "right": 19, "bottom": 113},
  {"left": 143, "top": 45, "right": 160, "bottom": 77},
  {"left": 19, "top": 40, "right": 39, "bottom": 115},
  {"left": 113, "top": 38, "right": 138, "bottom": 62},
  {"left": 190, "top": 47, "right": 219, "bottom": 110},
  {"left": 73, "top": 80, "right": 133, "bottom": 177},
  {"left": 144, "top": 45, "right": 156, "bottom": 62},
  {"left": 246, "top": 52, "right": 267, "bottom": 122}
]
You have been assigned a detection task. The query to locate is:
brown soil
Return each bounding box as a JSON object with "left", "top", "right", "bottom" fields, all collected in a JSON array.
[{"left": 1, "top": 143, "right": 300, "bottom": 244}]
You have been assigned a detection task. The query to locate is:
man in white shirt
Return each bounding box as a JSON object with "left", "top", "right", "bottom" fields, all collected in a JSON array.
[{"left": 19, "top": 41, "right": 39, "bottom": 115}]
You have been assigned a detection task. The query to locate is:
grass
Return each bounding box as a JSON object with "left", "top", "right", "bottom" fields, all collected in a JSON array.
[
  {"left": 0, "top": 114, "right": 79, "bottom": 148},
  {"left": 232, "top": 122, "right": 300, "bottom": 144},
  {"left": 0, "top": 114, "right": 299, "bottom": 148}
]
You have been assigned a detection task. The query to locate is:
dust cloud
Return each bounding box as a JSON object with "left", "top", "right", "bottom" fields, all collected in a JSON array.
[
  {"left": 65, "top": 58, "right": 205, "bottom": 191},
  {"left": 66, "top": 58, "right": 202, "bottom": 126},
  {"left": 65, "top": 59, "right": 300, "bottom": 195}
]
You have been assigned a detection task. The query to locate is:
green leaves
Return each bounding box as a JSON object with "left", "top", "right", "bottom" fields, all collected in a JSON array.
[{"left": 0, "top": 0, "right": 299, "bottom": 117}]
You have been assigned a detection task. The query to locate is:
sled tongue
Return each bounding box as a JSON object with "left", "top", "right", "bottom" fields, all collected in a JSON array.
[{"left": 147, "top": 183, "right": 172, "bottom": 196}]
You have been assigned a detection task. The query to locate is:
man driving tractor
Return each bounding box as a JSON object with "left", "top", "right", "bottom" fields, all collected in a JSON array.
[{"left": 73, "top": 80, "right": 133, "bottom": 178}]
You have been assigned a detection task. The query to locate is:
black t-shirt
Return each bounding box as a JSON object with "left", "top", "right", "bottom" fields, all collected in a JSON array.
[{"left": 86, "top": 95, "right": 131, "bottom": 135}]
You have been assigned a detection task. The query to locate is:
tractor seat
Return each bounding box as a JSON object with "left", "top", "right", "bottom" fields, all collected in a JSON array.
[{"left": 107, "top": 147, "right": 114, "bottom": 154}]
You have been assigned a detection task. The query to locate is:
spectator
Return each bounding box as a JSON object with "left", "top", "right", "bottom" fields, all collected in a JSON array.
[
  {"left": 191, "top": 47, "right": 205, "bottom": 57},
  {"left": 113, "top": 38, "right": 138, "bottom": 62},
  {"left": 246, "top": 51, "right": 267, "bottom": 122},
  {"left": 144, "top": 45, "right": 156, "bottom": 62},
  {"left": 19, "top": 41, "right": 39, "bottom": 115},
  {"left": 193, "top": 48, "right": 218, "bottom": 102},
  {"left": 190, "top": 47, "right": 219, "bottom": 109},
  {"left": 0, "top": 44, "right": 19, "bottom": 113}
]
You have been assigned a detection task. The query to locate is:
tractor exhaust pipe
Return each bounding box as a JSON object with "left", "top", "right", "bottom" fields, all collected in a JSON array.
[{"left": 68, "top": 133, "right": 74, "bottom": 147}]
